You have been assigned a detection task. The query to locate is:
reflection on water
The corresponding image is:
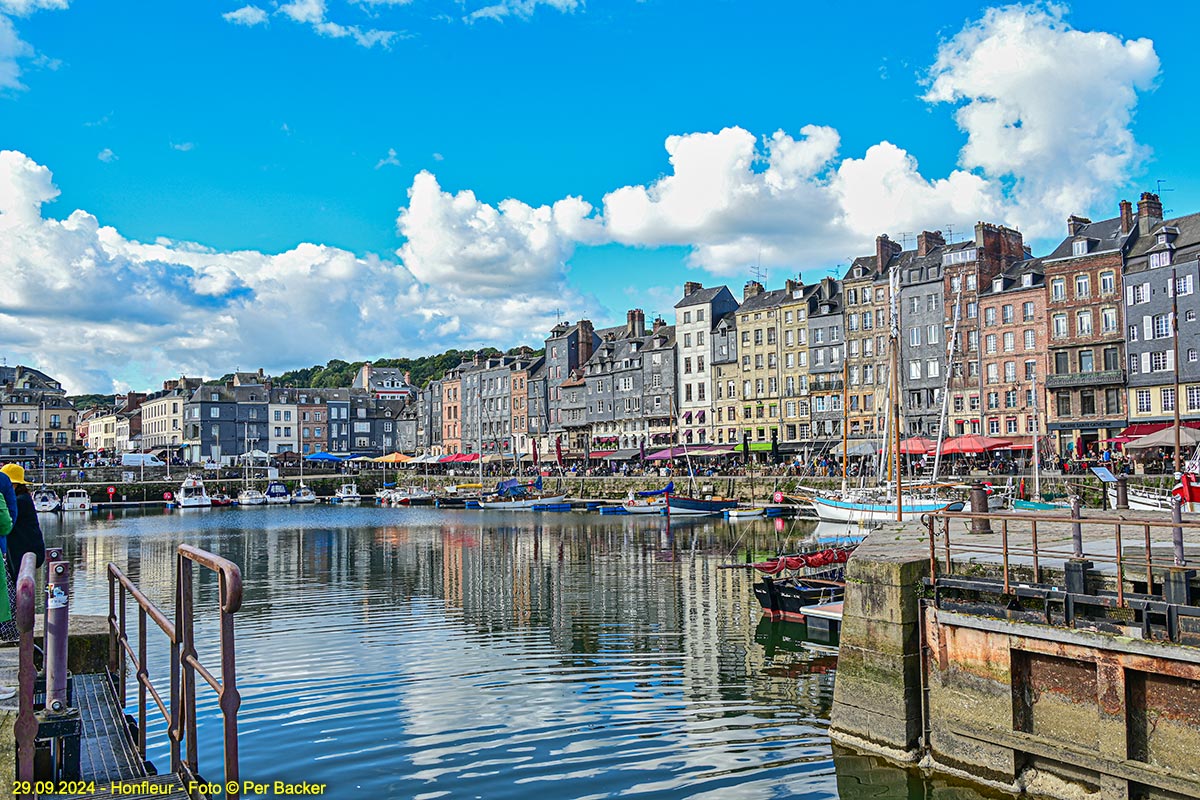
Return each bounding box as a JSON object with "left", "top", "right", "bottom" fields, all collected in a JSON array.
[{"left": 42, "top": 507, "right": 1002, "bottom": 799}]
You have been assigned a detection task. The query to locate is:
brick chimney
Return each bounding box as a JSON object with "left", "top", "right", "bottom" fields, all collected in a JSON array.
[
  {"left": 577, "top": 320, "right": 595, "bottom": 365},
  {"left": 472, "top": 352, "right": 483, "bottom": 366},
  {"left": 784, "top": 278, "right": 803, "bottom": 294},
  {"left": 1137, "top": 192, "right": 1163, "bottom": 235},
  {"left": 1067, "top": 215, "right": 1091, "bottom": 237},
  {"left": 916, "top": 230, "right": 945, "bottom": 257},
  {"left": 743, "top": 280, "right": 764, "bottom": 301},
  {"left": 1119, "top": 199, "right": 1134, "bottom": 235},
  {"left": 652, "top": 316, "right": 666, "bottom": 333},
  {"left": 626, "top": 308, "right": 646, "bottom": 338},
  {"left": 876, "top": 234, "right": 901, "bottom": 271},
  {"left": 683, "top": 281, "right": 702, "bottom": 297}
]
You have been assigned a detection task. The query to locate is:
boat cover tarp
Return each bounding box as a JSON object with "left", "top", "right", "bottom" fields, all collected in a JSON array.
[
  {"left": 752, "top": 547, "right": 854, "bottom": 575},
  {"left": 638, "top": 481, "right": 674, "bottom": 497}
]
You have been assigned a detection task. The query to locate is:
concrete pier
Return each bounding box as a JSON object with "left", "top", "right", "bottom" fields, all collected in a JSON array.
[{"left": 830, "top": 511, "right": 1200, "bottom": 800}]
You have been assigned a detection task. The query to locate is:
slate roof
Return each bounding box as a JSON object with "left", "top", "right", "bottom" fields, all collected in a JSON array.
[
  {"left": 737, "top": 288, "right": 788, "bottom": 314},
  {"left": 675, "top": 285, "right": 728, "bottom": 309},
  {"left": 1126, "top": 210, "right": 1200, "bottom": 261},
  {"left": 1044, "top": 215, "right": 1129, "bottom": 261}
]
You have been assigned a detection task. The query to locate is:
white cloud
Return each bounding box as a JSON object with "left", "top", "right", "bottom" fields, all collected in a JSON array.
[
  {"left": 170, "top": 141, "right": 194, "bottom": 152},
  {"left": 924, "top": 3, "right": 1159, "bottom": 234},
  {"left": 465, "top": 0, "right": 580, "bottom": 22},
  {"left": 96, "top": 148, "right": 116, "bottom": 163},
  {"left": 276, "top": 0, "right": 396, "bottom": 47},
  {"left": 0, "top": 0, "right": 66, "bottom": 91},
  {"left": 223, "top": 5, "right": 268, "bottom": 26},
  {"left": 0, "top": 0, "right": 68, "bottom": 15},
  {"left": 375, "top": 147, "right": 400, "bottom": 169},
  {"left": 0, "top": 151, "right": 591, "bottom": 392},
  {"left": 432, "top": 152, "right": 444, "bottom": 161}
]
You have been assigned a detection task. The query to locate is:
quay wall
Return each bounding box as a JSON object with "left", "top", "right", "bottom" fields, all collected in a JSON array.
[{"left": 831, "top": 529, "right": 1200, "bottom": 800}]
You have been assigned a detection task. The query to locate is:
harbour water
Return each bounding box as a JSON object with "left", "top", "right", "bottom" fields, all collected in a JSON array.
[{"left": 41, "top": 506, "right": 1001, "bottom": 799}]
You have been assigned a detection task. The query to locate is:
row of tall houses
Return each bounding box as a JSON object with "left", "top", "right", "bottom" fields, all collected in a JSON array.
[{"left": 0, "top": 365, "right": 79, "bottom": 460}]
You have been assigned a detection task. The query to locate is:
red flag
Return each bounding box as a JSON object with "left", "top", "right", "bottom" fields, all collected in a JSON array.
[
  {"left": 532, "top": 439, "right": 539, "bottom": 465},
  {"left": 555, "top": 435, "right": 563, "bottom": 467}
]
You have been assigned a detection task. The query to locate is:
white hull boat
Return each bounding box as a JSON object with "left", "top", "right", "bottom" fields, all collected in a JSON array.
[
  {"left": 177, "top": 476, "right": 212, "bottom": 508},
  {"left": 61, "top": 489, "right": 91, "bottom": 512},
  {"left": 726, "top": 507, "right": 765, "bottom": 519},
  {"left": 478, "top": 494, "right": 567, "bottom": 510},
  {"left": 292, "top": 485, "right": 317, "bottom": 504},
  {"left": 238, "top": 489, "right": 267, "bottom": 506},
  {"left": 334, "top": 484, "right": 362, "bottom": 503},
  {"left": 1105, "top": 484, "right": 1198, "bottom": 513},
  {"left": 265, "top": 480, "right": 291, "bottom": 505},
  {"left": 811, "top": 494, "right": 963, "bottom": 523},
  {"left": 33, "top": 488, "right": 61, "bottom": 513},
  {"left": 622, "top": 497, "right": 666, "bottom": 514}
]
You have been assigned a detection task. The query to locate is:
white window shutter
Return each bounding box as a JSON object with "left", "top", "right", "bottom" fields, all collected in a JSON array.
[
  {"left": 1144, "top": 316, "right": 1153, "bottom": 340},
  {"left": 1167, "top": 349, "right": 1176, "bottom": 371},
  {"left": 1168, "top": 279, "right": 1175, "bottom": 298},
  {"left": 1126, "top": 285, "right": 1134, "bottom": 306},
  {"left": 1169, "top": 312, "right": 1176, "bottom": 335},
  {"left": 1142, "top": 352, "right": 1151, "bottom": 373},
  {"left": 1143, "top": 282, "right": 1151, "bottom": 302}
]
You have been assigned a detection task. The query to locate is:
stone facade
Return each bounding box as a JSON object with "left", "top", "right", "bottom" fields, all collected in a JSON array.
[{"left": 675, "top": 282, "right": 738, "bottom": 444}]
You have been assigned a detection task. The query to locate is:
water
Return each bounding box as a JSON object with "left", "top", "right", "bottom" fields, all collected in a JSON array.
[{"left": 41, "top": 506, "right": 1003, "bottom": 799}]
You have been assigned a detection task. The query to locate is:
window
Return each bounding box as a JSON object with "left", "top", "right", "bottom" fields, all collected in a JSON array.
[
  {"left": 988, "top": 419, "right": 1000, "bottom": 435},
  {"left": 985, "top": 334, "right": 997, "bottom": 354},
  {"left": 1075, "top": 274, "right": 1090, "bottom": 298},
  {"left": 1100, "top": 271, "right": 1115, "bottom": 295},
  {"left": 683, "top": 311, "right": 691, "bottom": 323},
  {"left": 1153, "top": 314, "right": 1171, "bottom": 339},
  {"left": 927, "top": 324, "right": 939, "bottom": 344},
  {"left": 1162, "top": 388, "right": 1176, "bottom": 412},
  {"left": 1079, "top": 351, "right": 1094, "bottom": 372},
  {"left": 1190, "top": 349, "right": 1199, "bottom": 363},
  {"left": 1177, "top": 275, "right": 1195, "bottom": 296},
  {"left": 1052, "top": 314, "right": 1068, "bottom": 338},
  {"left": 1003, "top": 332, "right": 1015, "bottom": 352},
  {"left": 1104, "top": 347, "right": 1119, "bottom": 371},
  {"left": 909, "top": 361, "right": 921, "bottom": 380},
  {"left": 1189, "top": 386, "right": 1200, "bottom": 412},
  {"left": 985, "top": 307, "right": 996, "bottom": 325},
  {"left": 909, "top": 327, "right": 921, "bottom": 346},
  {"left": 1055, "top": 351, "right": 1069, "bottom": 374},
  {"left": 1129, "top": 353, "right": 1140, "bottom": 375},
  {"left": 1076, "top": 310, "right": 1092, "bottom": 336},
  {"left": 1002, "top": 305, "right": 1013, "bottom": 324},
  {"left": 967, "top": 302, "right": 978, "bottom": 319},
  {"left": 1025, "top": 360, "right": 1037, "bottom": 380},
  {"left": 1005, "top": 389, "right": 1017, "bottom": 408},
  {"left": 1051, "top": 278, "right": 1066, "bottom": 301},
  {"left": 1128, "top": 324, "right": 1139, "bottom": 342},
  {"left": 1106, "top": 388, "right": 1121, "bottom": 415},
  {"left": 1057, "top": 392, "right": 1072, "bottom": 417},
  {"left": 1101, "top": 307, "right": 1117, "bottom": 334},
  {"left": 1136, "top": 390, "right": 1152, "bottom": 414},
  {"left": 684, "top": 333, "right": 692, "bottom": 347},
  {"left": 967, "top": 275, "right": 977, "bottom": 290},
  {"left": 1080, "top": 391, "right": 1096, "bottom": 416},
  {"left": 209, "top": 407, "right": 219, "bottom": 418},
  {"left": 986, "top": 363, "right": 998, "bottom": 384},
  {"left": 1151, "top": 351, "right": 1170, "bottom": 372},
  {"left": 1023, "top": 301, "right": 1035, "bottom": 321},
  {"left": 1132, "top": 283, "right": 1148, "bottom": 304},
  {"left": 1004, "top": 362, "right": 1016, "bottom": 382},
  {"left": 1024, "top": 329, "right": 1036, "bottom": 350},
  {"left": 927, "top": 359, "right": 940, "bottom": 378},
  {"left": 1150, "top": 251, "right": 1172, "bottom": 268}
]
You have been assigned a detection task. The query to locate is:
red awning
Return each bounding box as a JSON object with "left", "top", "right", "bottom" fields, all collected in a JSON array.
[
  {"left": 590, "top": 450, "right": 616, "bottom": 459},
  {"left": 1122, "top": 421, "right": 1200, "bottom": 437}
]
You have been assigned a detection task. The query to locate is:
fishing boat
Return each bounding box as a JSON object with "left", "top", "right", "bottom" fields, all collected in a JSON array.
[
  {"left": 33, "top": 487, "right": 60, "bottom": 512},
  {"left": 210, "top": 493, "right": 234, "bottom": 507},
  {"left": 237, "top": 487, "right": 266, "bottom": 506},
  {"left": 622, "top": 482, "right": 672, "bottom": 514},
  {"left": 177, "top": 475, "right": 212, "bottom": 508},
  {"left": 747, "top": 548, "right": 855, "bottom": 622},
  {"left": 265, "top": 480, "right": 291, "bottom": 505},
  {"left": 388, "top": 487, "right": 435, "bottom": 506},
  {"left": 334, "top": 483, "right": 362, "bottom": 502},
  {"left": 61, "top": 488, "right": 91, "bottom": 512},
  {"left": 292, "top": 484, "right": 317, "bottom": 504}
]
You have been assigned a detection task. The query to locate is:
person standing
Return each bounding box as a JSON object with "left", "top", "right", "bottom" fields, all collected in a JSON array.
[{"left": 0, "top": 465, "right": 45, "bottom": 591}]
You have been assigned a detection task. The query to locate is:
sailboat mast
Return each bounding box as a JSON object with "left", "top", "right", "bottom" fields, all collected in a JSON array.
[
  {"left": 1032, "top": 371, "right": 1041, "bottom": 500},
  {"left": 841, "top": 347, "right": 848, "bottom": 494},
  {"left": 891, "top": 265, "right": 903, "bottom": 521},
  {"left": 1172, "top": 260, "right": 1182, "bottom": 475},
  {"left": 932, "top": 289, "right": 962, "bottom": 484}
]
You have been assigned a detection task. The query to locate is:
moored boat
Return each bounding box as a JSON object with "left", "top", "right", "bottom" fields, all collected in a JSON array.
[
  {"left": 748, "top": 548, "right": 855, "bottom": 622},
  {"left": 292, "top": 484, "right": 317, "bottom": 504},
  {"left": 61, "top": 488, "right": 91, "bottom": 512},
  {"left": 265, "top": 480, "right": 291, "bottom": 505},
  {"left": 33, "top": 487, "right": 61, "bottom": 513},
  {"left": 810, "top": 493, "right": 961, "bottom": 523},
  {"left": 334, "top": 483, "right": 362, "bottom": 502},
  {"left": 666, "top": 495, "right": 738, "bottom": 516},
  {"left": 622, "top": 482, "right": 671, "bottom": 514},
  {"left": 237, "top": 487, "right": 266, "bottom": 506},
  {"left": 726, "top": 506, "right": 765, "bottom": 519},
  {"left": 210, "top": 494, "right": 234, "bottom": 507},
  {"left": 177, "top": 475, "right": 212, "bottom": 508}
]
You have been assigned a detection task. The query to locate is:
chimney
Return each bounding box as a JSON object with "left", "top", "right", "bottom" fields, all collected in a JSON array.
[
  {"left": 1137, "top": 192, "right": 1163, "bottom": 235},
  {"left": 916, "top": 230, "right": 945, "bottom": 257},
  {"left": 577, "top": 320, "right": 595, "bottom": 365},
  {"left": 626, "top": 308, "right": 646, "bottom": 338},
  {"left": 876, "top": 234, "right": 901, "bottom": 271},
  {"left": 473, "top": 352, "right": 483, "bottom": 366},
  {"left": 743, "top": 280, "right": 764, "bottom": 301},
  {"left": 1067, "top": 215, "right": 1091, "bottom": 237},
  {"left": 683, "top": 281, "right": 702, "bottom": 297},
  {"left": 652, "top": 316, "right": 666, "bottom": 333},
  {"left": 1119, "top": 199, "right": 1134, "bottom": 235},
  {"left": 784, "top": 278, "right": 803, "bottom": 293}
]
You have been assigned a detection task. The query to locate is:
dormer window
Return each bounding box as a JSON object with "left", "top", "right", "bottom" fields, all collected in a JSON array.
[
  {"left": 1021, "top": 273, "right": 1033, "bottom": 287},
  {"left": 992, "top": 278, "right": 1003, "bottom": 292},
  {"left": 1157, "top": 234, "right": 1168, "bottom": 245},
  {"left": 1150, "top": 251, "right": 1172, "bottom": 269},
  {"left": 1072, "top": 240, "right": 1088, "bottom": 256}
]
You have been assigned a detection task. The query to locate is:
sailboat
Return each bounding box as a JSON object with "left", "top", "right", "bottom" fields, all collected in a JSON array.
[
  {"left": 622, "top": 480, "right": 671, "bottom": 514},
  {"left": 1013, "top": 371, "right": 1069, "bottom": 511},
  {"left": 661, "top": 395, "right": 737, "bottom": 516},
  {"left": 811, "top": 267, "right": 961, "bottom": 523},
  {"left": 237, "top": 425, "right": 266, "bottom": 505},
  {"left": 33, "top": 486, "right": 61, "bottom": 512}
]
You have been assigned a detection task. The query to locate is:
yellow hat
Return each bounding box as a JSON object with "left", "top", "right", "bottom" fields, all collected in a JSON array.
[{"left": 1, "top": 464, "right": 27, "bottom": 485}]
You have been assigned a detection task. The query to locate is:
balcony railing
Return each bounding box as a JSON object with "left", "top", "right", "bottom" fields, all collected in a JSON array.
[{"left": 1044, "top": 369, "right": 1125, "bottom": 389}]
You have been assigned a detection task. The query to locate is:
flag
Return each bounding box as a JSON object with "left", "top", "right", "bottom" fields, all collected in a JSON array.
[
  {"left": 639, "top": 437, "right": 646, "bottom": 462},
  {"left": 532, "top": 439, "right": 539, "bottom": 465},
  {"left": 555, "top": 435, "right": 563, "bottom": 467}
]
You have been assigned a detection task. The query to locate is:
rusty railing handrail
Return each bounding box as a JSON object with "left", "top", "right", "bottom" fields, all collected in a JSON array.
[
  {"left": 107, "top": 543, "right": 243, "bottom": 799},
  {"left": 14, "top": 552, "right": 37, "bottom": 799}
]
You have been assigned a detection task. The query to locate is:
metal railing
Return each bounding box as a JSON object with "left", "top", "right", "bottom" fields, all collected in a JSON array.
[
  {"left": 14, "top": 552, "right": 38, "bottom": 798},
  {"left": 108, "top": 544, "right": 243, "bottom": 798},
  {"left": 924, "top": 507, "right": 1200, "bottom": 640}
]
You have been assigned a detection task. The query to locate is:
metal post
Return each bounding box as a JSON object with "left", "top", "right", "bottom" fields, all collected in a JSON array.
[
  {"left": 45, "top": 561, "right": 70, "bottom": 714},
  {"left": 970, "top": 485, "right": 991, "bottom": 534},
  {"left": 1173, "top": 494, "right": 1186, "bottom": 567},
  {"left": 1071, "top": 495, "right": 1083, "bottom": 558},
  {"left": 1115, "top": 476, "right": 1128, "bottom": 510}
]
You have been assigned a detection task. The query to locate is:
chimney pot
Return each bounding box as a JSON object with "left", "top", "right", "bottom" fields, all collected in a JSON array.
[
  {"left": 1137, "top": 192, "right": 1163, "bottom": 235},
  {"left": 683, "top": 281, "right": 702, "bottom": 297},
  {"left": 1067, "top": 215, "right": 1091, "bottom": 237},
  {"left": 1119, "top": 199, "right": 1134, "bottom": 235},
  {"left": 916, "top": 230, "right": 945, "bottom": 257},
  {"left": 743, "top": 280, "right": 764, "bottom": 301}
]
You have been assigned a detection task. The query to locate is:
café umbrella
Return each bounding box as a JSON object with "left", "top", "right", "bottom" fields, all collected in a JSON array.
[{"left": 938, "top": 435, "right": 1012, "bottom": 455}]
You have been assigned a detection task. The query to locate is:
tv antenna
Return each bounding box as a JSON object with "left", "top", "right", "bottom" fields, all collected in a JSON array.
[
  {"left": 944, "top": 224, "right": 955, "bottom": 244},
  {"left": 553, "top": 308, "right": 563, "bottom": 323},
  {"left": 898, "top": 231, "right": 914, "bottom": 250},
  {"left": 1156, "top": 180, "right": 1175, "bottom": 214}
]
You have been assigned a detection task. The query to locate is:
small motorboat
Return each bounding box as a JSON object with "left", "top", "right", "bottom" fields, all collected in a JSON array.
[
  {"left": 265, "top": 480, "right": 291, "bottom": 505},
  {"left": 33, "top": 487, "right": 61, "bottom": 513},
  {"left": 176, "top": 475, "right": 212, "bottom": 508},
  {"left": 389, "top": 487, "right": 435, "bottom": 506},
  {"left": 210, "top": 494, "right": 234, "bottom": 507},
  {"left": 334, "top": 483, "right": 362, "bottom": 503},
  {"left": 623, "top": 482, "right": 672, "bottom": 514},
  {"left": 292, "top": 484, "right": 317, "bottom": 504},
  {"left": 726, "top": 506, "right": 765, "bottom": 519},
  {"left": 61, "top": 488, "right": 91, "bottom": 512},
  {"left": 237, "top": 487, "right": 267, "bottom": 506}
]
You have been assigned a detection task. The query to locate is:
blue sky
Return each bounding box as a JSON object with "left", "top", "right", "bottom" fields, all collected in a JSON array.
[{"left": 0, "top": 0, "right": 1195, "bottom": 391}]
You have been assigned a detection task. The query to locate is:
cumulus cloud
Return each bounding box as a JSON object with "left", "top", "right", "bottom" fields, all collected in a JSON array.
[
  {"left": 0, "top": 0, "right": 66, "bottom": 90},
  {"left": 223, "top": 5, "right": 268, "bottom": 26},
  {"left": 96, "top": 148, "right": 117, "bottom": 163},
  {"left": 0, "top": 0, "right": 68, "bottom": 14},
  {"left": 277, "top": 0, "right": 397, "bottom": 47},
  {"left": 0, "top": 151, "right": 590, "bottom": 392},
  {"left": 465, "top": 0, "right": 580, "bottom": 22}
]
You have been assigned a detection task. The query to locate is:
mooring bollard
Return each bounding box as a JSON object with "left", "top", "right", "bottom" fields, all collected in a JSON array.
[
  {"left": 45, "top": 561, "right": 70, "bottom": 714},
  {"left": 970, "top": 484, "right": 991, "bottom": 534},
  {"left": 1115, "top": 476, "right": 1129, "bottom": 510},
  {"left": 1173, "top": 493, "right": 1186, "bottom": 567}
]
